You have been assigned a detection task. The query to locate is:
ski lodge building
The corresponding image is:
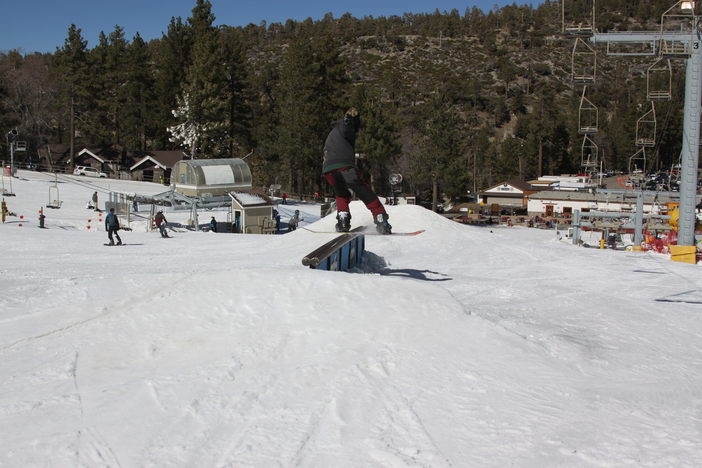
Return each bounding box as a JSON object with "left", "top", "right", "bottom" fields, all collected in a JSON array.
[
  {"left": 477, "top": 179, "right": 538, "bottom": 212},
  {"left": 129, "top": 151, "right": 187, "bottom": 183}
]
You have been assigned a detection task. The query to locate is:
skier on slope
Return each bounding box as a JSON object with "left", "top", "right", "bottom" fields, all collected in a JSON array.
[
  {"left": 322, "top": 107, "right": 391, "bottom": 234},
  {"left": 288, "top": 209, "right": 303, "bottom": 231},
  {"left": 154, "top": 210, "right": 169, "bottom": 238},
  {"left": 105, "top": 208, "right": 122, "bottom": 245}
]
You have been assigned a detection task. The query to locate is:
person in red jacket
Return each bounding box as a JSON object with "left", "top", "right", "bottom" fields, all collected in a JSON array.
[
  {"left": 154, "top": 210, "right": 169, "bottom": 238},
  {"left": 322, "top": 108, "right": 391, "bottom": 234}
]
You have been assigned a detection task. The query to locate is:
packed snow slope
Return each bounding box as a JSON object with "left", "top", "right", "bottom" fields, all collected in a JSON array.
[{"left": 1, "top": 170, "right": 702, "bottom": 467}]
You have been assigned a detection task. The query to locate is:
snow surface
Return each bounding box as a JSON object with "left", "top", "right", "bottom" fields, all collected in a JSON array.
[
  {"left": 1, "top": 170, "right": 702, "bottom": 467},
  {"left": 231, "top": 191, "right": 268, "bottom": 206}
]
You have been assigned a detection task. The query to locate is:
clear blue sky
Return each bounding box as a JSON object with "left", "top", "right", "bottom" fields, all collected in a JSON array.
[{"left": 1, "top": 0, "right": 541, "bottom": 54}]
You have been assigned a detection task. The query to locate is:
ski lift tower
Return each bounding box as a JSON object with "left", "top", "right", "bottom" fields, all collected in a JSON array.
[{"left": 587, "top": 1, "right": 702, "bottom": 246}]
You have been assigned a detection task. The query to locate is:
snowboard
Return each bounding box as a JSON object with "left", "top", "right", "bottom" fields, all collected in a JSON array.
[
  {"left": 306, "top": 226, "right": 424, "bottom": 236},
  {"left": 104, "top": 243, "right": 126, "bottom": 246},
  {"left": 366, "top": 229, "right": 425, "bottom": 236}
]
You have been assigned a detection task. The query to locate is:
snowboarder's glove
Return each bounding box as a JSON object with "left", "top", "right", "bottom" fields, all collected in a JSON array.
[{"left": 345, "top": 107, "right": 358, "bottom": 118}]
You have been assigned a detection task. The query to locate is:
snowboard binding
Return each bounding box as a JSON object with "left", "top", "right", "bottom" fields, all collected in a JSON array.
[
  {"left": 335, "top": 211, "right": 351, "bottom": 232},
  {"left": 374, "top": 213, "right": 392, "bottom": 235}
]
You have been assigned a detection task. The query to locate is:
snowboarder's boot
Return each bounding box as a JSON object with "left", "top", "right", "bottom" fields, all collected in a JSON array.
[
  {"left": 335, "top": 211, "right": 351, "bottom": 232},
  {"left": 374, "top": 213, "right": 392, "bottom": 234},
  {"left": 116, "top": 241, "right": 122, "bottom": 246}
]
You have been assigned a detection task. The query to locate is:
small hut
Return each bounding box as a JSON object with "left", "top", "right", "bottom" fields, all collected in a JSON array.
[
  {"left": 130, "top": 151, "right": 186, "bottom": 183},
  {"left": 172, "top": 158, "right": 252, "bottom": 197},
  {"left": 229, "top": 191, "right": 276, "bottom": 234}
]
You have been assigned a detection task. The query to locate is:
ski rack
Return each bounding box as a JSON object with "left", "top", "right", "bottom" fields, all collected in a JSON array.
[{"left": 302, "top": 229, "right": 365, "bottom": 271}]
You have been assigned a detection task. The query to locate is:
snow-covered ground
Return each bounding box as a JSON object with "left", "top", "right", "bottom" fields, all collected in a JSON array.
[{"left": 1, "top": 170, "right": 701, "bottom": 467}]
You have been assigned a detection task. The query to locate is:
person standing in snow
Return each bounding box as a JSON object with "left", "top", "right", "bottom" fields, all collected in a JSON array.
[
  {"left": 288, "top": 209, "right": 302, "bottom": 231},
  {"left": 154, "top": 210, "right": 169, "bottom": 238},
  {"left": 105, "top": 208, "right": 122, "bottom": 245},
  {"left": 210, "top": 216, "right": 217, "bottom": 232},
  {"left": 323, "top": 107, "right": 391, "bottom": 234},
  {"left": 92, "top": 191, "right": 99, "bottom": 211},
  {"left": 273, "top": 209, "right": 281, "bottom": 233}
]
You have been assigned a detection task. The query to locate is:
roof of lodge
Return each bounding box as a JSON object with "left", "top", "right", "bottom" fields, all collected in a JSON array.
[
  {"left": 130, "top": 151, "right": 186, "bottom": 171},
  {"left": 479, "top": 178, "right": 536, "bottom": 194}
]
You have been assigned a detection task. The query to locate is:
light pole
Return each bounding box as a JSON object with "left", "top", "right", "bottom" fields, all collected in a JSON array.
[{"left": 6, "top": 129, "right": 17, "bottom": 177}]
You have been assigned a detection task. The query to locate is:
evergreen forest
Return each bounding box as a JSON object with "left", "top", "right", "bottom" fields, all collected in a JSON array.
[{"left": 0, "top": 0, "right": 694, "bottom": 202}]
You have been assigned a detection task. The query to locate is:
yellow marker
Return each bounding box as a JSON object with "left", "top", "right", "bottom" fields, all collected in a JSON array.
[{"left": 670, "top": 245, "right": 697, "bottom": 264}]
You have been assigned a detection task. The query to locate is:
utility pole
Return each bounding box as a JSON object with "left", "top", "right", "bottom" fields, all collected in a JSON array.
[{"left": 6, "top": 129, "right": 17, "bottom": 176}]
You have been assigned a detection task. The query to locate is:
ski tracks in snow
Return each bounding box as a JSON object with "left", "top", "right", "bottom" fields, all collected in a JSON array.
[{"left": 351, "top": 352, "right": 453, "bottom": 467}]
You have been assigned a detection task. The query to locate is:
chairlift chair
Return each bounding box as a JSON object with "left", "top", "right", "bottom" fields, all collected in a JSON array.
[
  {"left": 47, "top": 177, "right": 62, "bottom": 209},
  {"left": 635, "top": 103, "right": 657, "bottom": 148},
  {"left": 581, "top": 135, "right": 599, "bottom": 170},
  {"left": 578, "top": 86, "right": 598, "bottom": 134},
  {"left": 660, "top": 1, "right": 697, "bottom": 57},
  {"left": 561, "top": 0, "right": 595, "bottom": 36},
  {"left": 628, "top": 148, "right": 647, "bottom": 177},
  {"left": 571, "top": 38, "right": 597, "bottom": 84},
  {"left": 646, "top": 58, "right": 673, "bottom": 101}
]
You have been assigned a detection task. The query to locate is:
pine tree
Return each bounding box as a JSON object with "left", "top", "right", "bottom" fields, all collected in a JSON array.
[
  {"left": 105, "top": 26, "right": 131, "bottom": 145},
  {"left": 87, "top": 32, "right": 113, "bottom": 144},
  {"left": 275, "top": 36, "right": 347, "bottom": 194},
  {"left": 275, "top": 37, "right": 320, "bottom": 192},
  {"left": 53, "top": 24, "right": 90, "bottom": 164},
  {"left": 172, "top": 0, "right": 227, "bottom": 158},
  {"left": 0, "top": 61, "right": 15, "bottom": 153},
  {"left": 123, "top": 33, "right": 155, "bottom": 152},
  {"left": 221, "top": 28, "right": 252, "bottom": 156},
  {"left": 413, "top": 89, "right": 468, "bottom": 210},
  {"left": 153, "top": 17, "right": 192, "bottom": 149},
  {"left": 353, "top": 85, "right": 401, "bottom": 194}
]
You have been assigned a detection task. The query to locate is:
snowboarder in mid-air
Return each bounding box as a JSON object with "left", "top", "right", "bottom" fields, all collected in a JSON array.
[
  {"left": 323, "top": 107, "right": 391, "bottom": 234},
  {"left": 105, "top": 208, "right": 122, "bottom": 245}
]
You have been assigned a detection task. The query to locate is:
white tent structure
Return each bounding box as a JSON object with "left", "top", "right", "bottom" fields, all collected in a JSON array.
[{"left": 172, "top": 158, "right": 252, "bottom": 197}]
